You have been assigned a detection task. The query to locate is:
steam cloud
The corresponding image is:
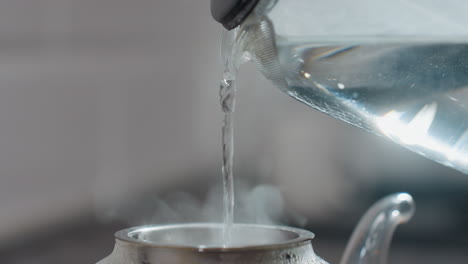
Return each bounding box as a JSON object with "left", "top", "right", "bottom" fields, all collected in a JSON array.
[{"left": 95, "top": 179, "right": 306, "bottom": 228}]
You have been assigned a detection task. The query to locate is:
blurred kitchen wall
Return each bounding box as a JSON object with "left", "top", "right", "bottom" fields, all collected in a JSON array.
[
  {"left": 0, "top": 0, "right": 357, "bottom": 244},
  {"left": 0, "top": 1, "right": 468, "bottom": 263},
  {"left": 0, "top": 0, "right": 228, "bottom": 243}
]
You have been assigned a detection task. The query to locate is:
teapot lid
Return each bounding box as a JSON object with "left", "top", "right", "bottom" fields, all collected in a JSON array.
[{"left": 211, "top": 0, "right": 260, "bottom": 30}]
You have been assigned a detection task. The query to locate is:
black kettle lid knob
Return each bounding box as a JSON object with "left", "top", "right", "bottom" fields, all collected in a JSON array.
[{"left": 211, "top": 0, "right": 260, "bottom": 30}]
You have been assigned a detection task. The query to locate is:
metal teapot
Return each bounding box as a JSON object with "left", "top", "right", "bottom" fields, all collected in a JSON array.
[{"left": 97, "top": 193, "right": 414, "bottom": 264}]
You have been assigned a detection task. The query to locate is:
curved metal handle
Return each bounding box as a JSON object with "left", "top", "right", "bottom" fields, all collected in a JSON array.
[{"left": 340, "top": 193, "right": 415, "bottom": 264}]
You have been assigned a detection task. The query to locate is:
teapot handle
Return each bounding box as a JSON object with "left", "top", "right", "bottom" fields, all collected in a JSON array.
[{"left": 340, "top": 193, "right": 415, "bottom": 264}]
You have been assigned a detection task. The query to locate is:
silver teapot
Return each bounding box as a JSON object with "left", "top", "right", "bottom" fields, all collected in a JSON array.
[{"left": 97, "top": 193, "right": 414, "bottom": 264}]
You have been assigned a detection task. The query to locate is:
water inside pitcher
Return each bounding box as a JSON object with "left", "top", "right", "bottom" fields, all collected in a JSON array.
[{"left": 212, "top": 0, "right": 468, "bottom": 174}]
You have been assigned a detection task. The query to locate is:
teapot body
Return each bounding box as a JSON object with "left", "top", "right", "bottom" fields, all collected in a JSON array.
[
  {"left": 97, "top": 193, "right": 414, "bottom": 264},
  {"left": 96, "top": 223, "right": 328, "bottom": 264}
]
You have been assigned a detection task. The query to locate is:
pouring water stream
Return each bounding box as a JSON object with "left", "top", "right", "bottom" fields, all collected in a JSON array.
[{"left": 219, "top": 27, "right": 250, "bottom": 245}]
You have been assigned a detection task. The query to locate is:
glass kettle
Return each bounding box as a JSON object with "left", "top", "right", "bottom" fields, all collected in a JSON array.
[{"left": 211, "top": 0, "right": 468, "bottom": 174}]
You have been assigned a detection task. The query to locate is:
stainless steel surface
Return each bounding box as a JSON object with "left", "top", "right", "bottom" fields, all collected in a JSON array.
[
  {"left": 120, "top": 223, "right": 313, "bottom": 247},
  {"left": 98, "top": 223, "right": 324, "bottom": 264},
  {"left": 97, "top": 193, "right": 415, "bottom": 264}
]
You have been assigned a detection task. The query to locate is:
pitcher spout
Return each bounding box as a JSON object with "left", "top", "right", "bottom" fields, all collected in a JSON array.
[{"left": 340, "top": 193, "right": 415, "bottom": 264}]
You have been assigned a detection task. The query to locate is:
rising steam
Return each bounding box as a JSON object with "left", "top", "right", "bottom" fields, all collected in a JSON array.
[{"left": 94, "top": 179, "right": 305, "bottom": 228}]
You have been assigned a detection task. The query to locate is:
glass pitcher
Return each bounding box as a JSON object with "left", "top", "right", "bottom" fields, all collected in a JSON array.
[{"left": 211, "top": 0, "right": 468, "bottom": 174}]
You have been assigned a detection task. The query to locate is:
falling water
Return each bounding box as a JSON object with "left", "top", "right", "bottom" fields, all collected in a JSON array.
[
  {"left": 219, "top": 27, "right": 249, "bottom": 245},
  {"left": 220, "top": 73, "right": 236, "bottom": 245}
]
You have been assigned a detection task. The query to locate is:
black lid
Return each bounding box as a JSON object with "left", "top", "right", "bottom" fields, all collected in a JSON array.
[{"left": 211, "top": 0, "right": 260, "bottom": 30}]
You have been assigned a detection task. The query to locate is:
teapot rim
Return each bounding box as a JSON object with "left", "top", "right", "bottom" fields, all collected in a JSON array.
[{"left": 115, "top": 223, "right": 315, "bottom": 252}]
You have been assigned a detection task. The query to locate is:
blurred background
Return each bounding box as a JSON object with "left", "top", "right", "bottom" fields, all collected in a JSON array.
[{"left": 0, "top": 0, "right": 467, "bottom": 263}]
